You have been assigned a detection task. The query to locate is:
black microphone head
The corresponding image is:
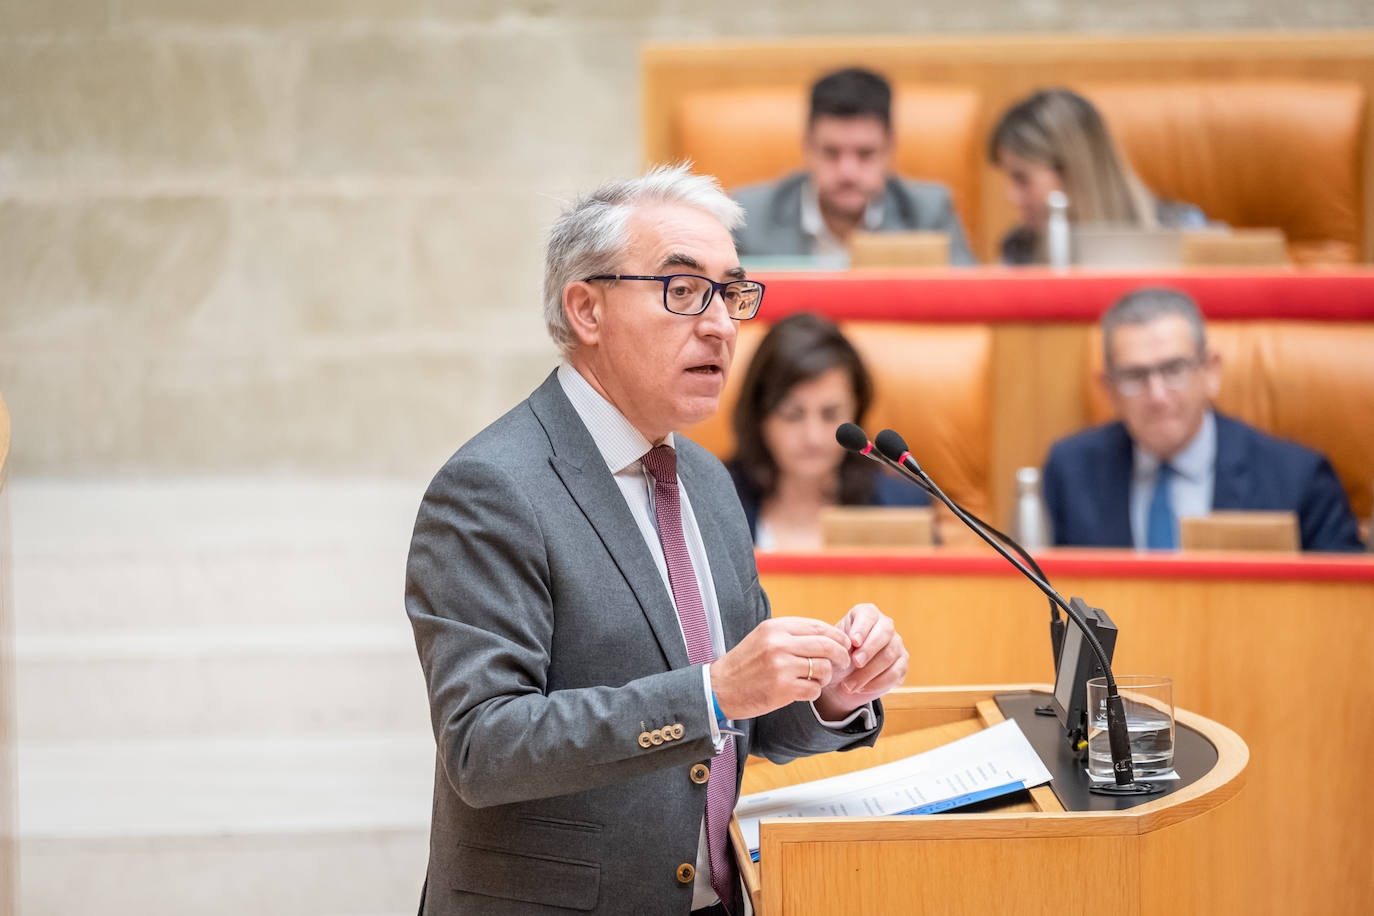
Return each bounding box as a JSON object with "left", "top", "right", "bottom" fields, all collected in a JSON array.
[
  {"left": 835, "top": 423, "right": 870, "bottom": 454},
  {"left": 873, "top": 429, "right": 909, "bottom": 464}
]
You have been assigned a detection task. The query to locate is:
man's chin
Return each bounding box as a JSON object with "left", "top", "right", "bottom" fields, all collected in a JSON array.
[
  {"left": 674, "top": 396, "right": 724, "bottom": 432},
  {"left": 1137, "top": 431, "right": 1188, "bottom": 462},
  {"left": 820, "top": 194, "right": 870, "bottom": 220}
]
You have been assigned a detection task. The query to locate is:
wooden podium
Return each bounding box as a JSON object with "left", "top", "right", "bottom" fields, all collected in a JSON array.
[{"left": 732, "top": 685, "right": 1249, "bottom": 916}]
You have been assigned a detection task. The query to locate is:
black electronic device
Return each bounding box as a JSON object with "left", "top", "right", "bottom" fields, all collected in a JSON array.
[{"left": 1050, "top": 597, "right": 1117, "bottom": 757}]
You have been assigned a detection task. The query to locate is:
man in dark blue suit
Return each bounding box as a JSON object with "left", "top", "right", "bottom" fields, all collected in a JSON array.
[{"left": 1043, "top": 288, "right": 1363, "bottom": 552}]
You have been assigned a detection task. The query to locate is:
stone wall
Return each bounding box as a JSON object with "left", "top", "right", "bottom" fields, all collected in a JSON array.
[
  {"left": 0, "top": 395, "right": 13, "bottom": 916},
  {"left": 3, "top": 2, "right": 1372, "bottom": 476}
]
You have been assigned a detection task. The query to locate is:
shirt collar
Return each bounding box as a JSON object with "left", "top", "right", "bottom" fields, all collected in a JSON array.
[
  {"left": 1132, "top": 409, "right": 1216, "bottom": 483},
  {"left": 557, "top": 362, "right": 675, "bottom": 474},
  {"left": 799, "top": 176, "right": 886, "bottom": 241}
]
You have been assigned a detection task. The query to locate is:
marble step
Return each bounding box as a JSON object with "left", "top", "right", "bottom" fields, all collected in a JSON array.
[
  {"left": 15, "top": 624, "right": 434, "bottom": 742},
  {"left": 10, "top": 477, "right": 423, "bottom": 635},
  {"left": 19, "top": 734, "right": 434, "bottom": 916}
]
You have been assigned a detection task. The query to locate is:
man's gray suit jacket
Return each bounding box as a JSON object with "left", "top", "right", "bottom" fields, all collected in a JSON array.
[
  {"left": 405, "top": 371, "right": 882, "bottom": 915},
  {"left": 731, "top": 171, "right": 977, "bottom": 265}
]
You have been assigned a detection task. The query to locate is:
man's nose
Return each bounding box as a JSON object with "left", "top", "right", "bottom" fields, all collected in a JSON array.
[
  {"left": 1143, "top": 370, "right": 1171, "bottom": 400},
  {"left": 694, "top": 294, "right": 736, "bottom": 340},
  {"left": 836, "top": 152, "right": 864, "bottom": 179}
]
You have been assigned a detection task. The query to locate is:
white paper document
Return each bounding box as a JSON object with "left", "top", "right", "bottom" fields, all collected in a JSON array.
[{"left": 735, "top": 718, "right": 1052, "bottom": 859}]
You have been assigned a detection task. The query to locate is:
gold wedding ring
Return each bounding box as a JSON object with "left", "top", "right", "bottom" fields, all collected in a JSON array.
[{"left": 807, "top": 657, "right": 814, "bottom": 681}]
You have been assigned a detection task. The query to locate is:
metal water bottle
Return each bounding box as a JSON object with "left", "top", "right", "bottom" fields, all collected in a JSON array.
[{"left": 1013, "top": 466, "right": 1051, "bottom": 551}]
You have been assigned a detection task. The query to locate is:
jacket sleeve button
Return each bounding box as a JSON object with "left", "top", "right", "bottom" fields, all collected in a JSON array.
[{"left": 638, "top": 731, "right": 652, "bottom": 748}]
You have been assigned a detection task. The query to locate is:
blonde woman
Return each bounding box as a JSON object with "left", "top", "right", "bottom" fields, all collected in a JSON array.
[{"left": 988, "top": 88, "right": 1207, "bottom": 265}]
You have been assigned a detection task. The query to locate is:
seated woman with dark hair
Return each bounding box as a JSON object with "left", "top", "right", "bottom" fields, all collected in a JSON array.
[
  {"left": 727, "top": 313, "right": 927, "bottom": 550},
  {"left": 988, "top": 87, "right": 1208, "bottom": 265}
]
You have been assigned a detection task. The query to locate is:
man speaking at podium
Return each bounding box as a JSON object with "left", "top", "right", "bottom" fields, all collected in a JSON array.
[{"left": 405, "top": 165, "right": 908, "bottom": 915}]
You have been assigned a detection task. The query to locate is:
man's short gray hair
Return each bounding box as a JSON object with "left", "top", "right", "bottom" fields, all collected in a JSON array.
[
  {"left": 1101, "top": 286, "right": 1208, "bottom": 370},
  {"left": 543, "top": 164, "right": 744, "bottom": 355}
]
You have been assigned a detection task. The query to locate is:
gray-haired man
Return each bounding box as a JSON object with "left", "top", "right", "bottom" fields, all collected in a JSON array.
[
  {"left": 1042, "top": 286, "right": 1362, "bottom": 552},
  {"left": 405, "top": 165, "right": 909, "bottom": 915}
]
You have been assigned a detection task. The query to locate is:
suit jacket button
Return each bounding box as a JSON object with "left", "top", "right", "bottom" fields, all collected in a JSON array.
[
  {"left": 650, "top": 729, "right": 664, "bottom": 745},
  {"left": 690, "top": 764, "right": 709, "bottom": 784},
  {"left": 671, "top": 723, "right": 685, "bottom": 739},
  {"left": 638, "top": 731, "right": 652, "bottom": 748},
  {"left": 676, "top": 863, "right": 695, "bottom": 884}
]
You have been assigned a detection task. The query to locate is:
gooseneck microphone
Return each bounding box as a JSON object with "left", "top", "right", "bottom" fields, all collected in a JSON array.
[
  {"left": 836, "top": 424, "right": 1066, "bottom": 670},
  {"left": 834, "top": 421, "right": 879, "bottom": 457},
  {"left": 837, "top": 423, "right": 1149, "bottom": 792}
]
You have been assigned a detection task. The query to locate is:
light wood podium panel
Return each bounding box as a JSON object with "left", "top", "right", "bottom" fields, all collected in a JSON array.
[
  {"left": 757, "top": 550, "right": 1374, "bottom": 916},
  {"left": 740, "top": 686, "right": 1249, "bottom": 916}
]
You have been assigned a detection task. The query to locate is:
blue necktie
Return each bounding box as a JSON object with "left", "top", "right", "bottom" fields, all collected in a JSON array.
[{"left": 1146, "top": 463, "right": 1177, "bottom": 549}]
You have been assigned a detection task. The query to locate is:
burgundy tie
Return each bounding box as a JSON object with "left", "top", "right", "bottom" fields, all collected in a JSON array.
[{"left": 640, "top": 445, "right": 737, "bottom": 912}]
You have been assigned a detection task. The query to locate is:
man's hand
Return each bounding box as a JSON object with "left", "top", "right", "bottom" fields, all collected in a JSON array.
[
  {"left": 710, "top": 617, "right": 851, "bottom": 720},
  {"left": 813, "top": 603, "right": 908, "bottom": 721}
]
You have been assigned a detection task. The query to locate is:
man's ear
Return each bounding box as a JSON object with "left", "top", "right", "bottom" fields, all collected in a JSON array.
[
  {"left": 1202, "top": 348, "right": 1223, "bottom": 399},
  {"left": 1096, "top": 369, "right": 1115, "bottom": 397},
  {"left": 878, "top": 129, "right": 895, "bottom": 173},
  {"left": 1098, "top": 369, "right": 1124, "bottom": 416},
  {"left": 563, "top": 281, "right": 602, "bottom": 347}
]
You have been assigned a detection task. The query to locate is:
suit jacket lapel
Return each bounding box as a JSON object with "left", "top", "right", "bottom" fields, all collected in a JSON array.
[
  {"left": 1103, "top": 423, "right": 1136, "bottom": 546},
  {"left": 772, "top": 175, "right": 808, "bottom": 252},
  {"left": 1211, "top": 413, "right": 1252, "bottom": 510},
  {"left": 529, "top": 374, "right": 690, "bottom": 671},
  {"left": 678, "top": 452, "right": 748, "bottom": 652},
  {"left": 883, "top": 177, "right": 916, "bottom": 229}
]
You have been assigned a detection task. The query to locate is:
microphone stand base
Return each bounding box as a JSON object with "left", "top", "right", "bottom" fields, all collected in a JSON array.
[{"left": 1089, "top": 781, "right": 1165, "bottom": 797}]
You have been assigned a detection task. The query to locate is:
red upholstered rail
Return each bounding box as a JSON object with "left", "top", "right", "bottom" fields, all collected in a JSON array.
[
  {"left": 756, "top": 549, "right": 1374, "bottom": 583},
  {"left": 754, "top": 269, "right": 1374, "bottom": 323}
]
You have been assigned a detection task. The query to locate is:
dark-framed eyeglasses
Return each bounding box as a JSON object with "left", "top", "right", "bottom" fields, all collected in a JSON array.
[
  {"left": 584, "top": 274, "right": 764, "bottom": 320},
  {"left": 1107, "top": 355, "right": 1204, "bottom": 397}
]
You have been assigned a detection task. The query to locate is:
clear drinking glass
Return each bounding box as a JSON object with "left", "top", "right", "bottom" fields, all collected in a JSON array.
[{"left": 1086, "top": 675, "right": 1175, "bottom": 779}]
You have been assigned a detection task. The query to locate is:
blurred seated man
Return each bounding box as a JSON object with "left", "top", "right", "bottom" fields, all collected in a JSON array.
[
  {"left": 1042, "top": 287, "right": 1363, "bottom": 552},
  {"left": 731, "top": 67, "right": 976, "bottom": 265}
]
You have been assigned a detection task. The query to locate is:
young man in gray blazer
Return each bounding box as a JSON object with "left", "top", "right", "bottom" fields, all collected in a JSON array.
[
  {"left": 731, "top": 67, "right": 976, "bottom": 265},
  {"left": 405, "top": 165, "right": 910, "bottom": 915}
]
